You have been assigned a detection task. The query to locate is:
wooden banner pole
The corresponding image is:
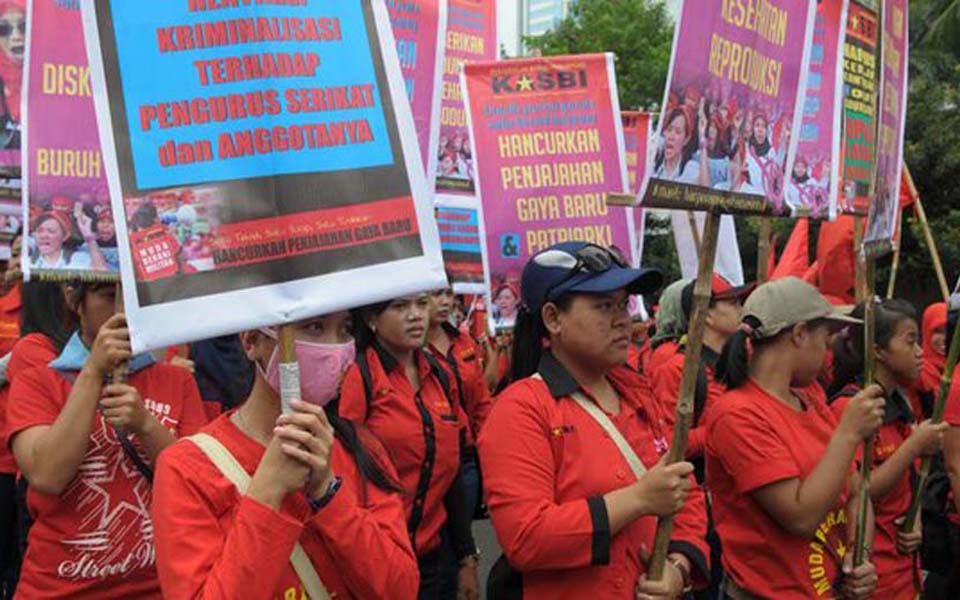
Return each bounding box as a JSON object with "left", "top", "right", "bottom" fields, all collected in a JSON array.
[
  {"left": 853, "top": 257, "right": 877, "bottom": 567},
  {"left": 757, "top": 218, "right": 772, "bottom": 283},
  {"left": 914, "top": 196, "right": 950, "bottom": 302},
  {"left": 112, "top": 282, "right": 130, "bottom": 384},
  {"left": 648, "top": 209, "right": 722, "bottom": 580},
  {"left": 854, "top": 216, "right": 867, "bottom": 302}
]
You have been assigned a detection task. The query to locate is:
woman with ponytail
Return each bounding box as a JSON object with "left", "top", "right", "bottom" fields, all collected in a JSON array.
[
  {"left": 339, "top": 296, "right": 478, "bottom": 599},
  {"left": 828, "top": 299, "right": 947, "bottom": 599},
  {"left": 481, "top": 241, "right": 711, "bottom": 599},
  {"left": 152, "top": 312, "right": 418, "bottom": 599},
  {"left": 706, "top": 277, "right": 883, "bottom": 599}
]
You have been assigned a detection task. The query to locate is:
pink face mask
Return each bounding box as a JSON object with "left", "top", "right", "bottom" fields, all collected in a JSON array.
[{"left": 258, "top": 330, "right": 357, "bottom": 407}]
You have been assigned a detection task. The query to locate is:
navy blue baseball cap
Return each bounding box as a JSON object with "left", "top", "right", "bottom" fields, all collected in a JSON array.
[{"left": 521, "top": 242, "right": 663, "bottom": 311}]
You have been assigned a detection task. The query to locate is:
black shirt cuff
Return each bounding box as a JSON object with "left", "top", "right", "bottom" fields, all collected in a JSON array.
[
  {"left": 668, "top": 540, "right": 708, "bottom": 589},
  {"left": 587, "top": 495, "right": 611, "bottom": 566}
]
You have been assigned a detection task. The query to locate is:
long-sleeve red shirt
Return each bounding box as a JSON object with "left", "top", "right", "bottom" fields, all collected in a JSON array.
[
  {"left": 338, "top": 343, "right": 471, "bottom": 558},
  {"left": 428, "top": 322, "right": 494, "bottom": 445},
  {"left": 478, "top": 352, "right": 709, "bottom": 599},
  {"left": 152, "top": 412, "right": 419, "bottom": 599}
]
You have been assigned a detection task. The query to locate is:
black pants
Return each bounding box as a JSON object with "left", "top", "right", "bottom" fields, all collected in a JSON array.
[
  {"left": 418, "top": 534, "right": 459, "bottom": 600},
  {"left": 922, "top": 516, "right": 960, "bottom": 599},
  {"left": 0, "top": 474, "right": 20, "bottom": 600}
]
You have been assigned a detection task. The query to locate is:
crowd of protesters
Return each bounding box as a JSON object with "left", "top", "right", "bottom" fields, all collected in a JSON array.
[{"left": 0, "top": 233, "right": 959, "bottom": 599}]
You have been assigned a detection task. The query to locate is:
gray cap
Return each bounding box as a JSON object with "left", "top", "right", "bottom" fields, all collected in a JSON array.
[{"left": 742, "top": 277, "right": 861, "bottom": 339}]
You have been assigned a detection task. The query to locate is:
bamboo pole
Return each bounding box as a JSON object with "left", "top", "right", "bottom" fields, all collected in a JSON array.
[
  {"left": 854, "top": 216, "right": 867, "bottom": 302},
  {"left": 757, "top": 218, "right": 772, "bottom": 283},
  {"left": 112, "top": 282, "right": 129, "bottom": 384},
  {"left": 277, "top": 324, "right": 300, "bottom": 415},
  {"left": 853, "top": 258, "right": 877, "bottom": 567},
  {"left": 648, "top": 209, "right": 722, "bottom": 581},
  {"left": 901, "top": 300, "right": 960, "bottom": 533},
  {"left": 914, "top": 196, "right": 950, "bottom": 302},
  {"left": 686, "top": 211, "right": 702, "bottom": 254},
  {"left": 886, "top": 239, "right": 900, "bottom": 299}
]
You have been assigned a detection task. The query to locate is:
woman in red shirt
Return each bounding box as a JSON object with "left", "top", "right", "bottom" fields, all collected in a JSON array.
[
  {"left": 479, "top": 242, "right": 710, "bottom": 599},
  {"left": 152, "top": 312, "right": 419, "bottom": 599},
  {"left": 828, "top": 299, "right": 947, "bottom": 599},
  {"left": 6, "top": 282, "right": 208, "bottom": 599},
  {"left": 425, "top": 288, "right": 492, "bottom": 520},
  {"left": 339, "top": 295, "right": 478, "bottom": 599},
  {"left": 706, "top": 277, "right": 882, "bottom": 599},
  {"left": 917, "top": 302, "right": 947, "bottom": 403}
]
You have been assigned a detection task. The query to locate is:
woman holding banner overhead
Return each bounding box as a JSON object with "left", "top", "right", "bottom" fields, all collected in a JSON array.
[
  {"left": 707, "top": 277, "right": 882, "bottom": 599},
  {"left": 152, "top": 312, "right": 419, "bottom": 599},
  {"left": 339, "top": 296, "right": 479, "bottom": 599},
  {"left": 6, "top": 282, "right": 207, "bottom": 599},
  {"left": 828, "top": 299, "right": 947, "bottom": 599},
  {"left": 479, "top": 242, "right": 711, "bottom": 599}
]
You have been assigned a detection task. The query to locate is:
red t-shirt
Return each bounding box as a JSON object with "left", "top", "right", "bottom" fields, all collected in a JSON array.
[
  {"left": 831, "top": 390, "right": 917, "bottom": 600},
  {"left": 339, "top": 345, "right": 465, "bottom": 556},
  {"left": 152, "top": 412, "right": 418, "bottom": 599},
  {"left": 649, "top": 345, "right": 724, "bottom": 459},
  {"left": 6, "top": 362, "right": 208, "bottom": 599},
  {"left": 478, "top": 358, "right": 709, "bottom": 599},
  {"left": 706, "top": 381, "right": 853, "bottom": 599},
  {"left": 0, "top": 334, "right": 58, "bottom": 474},
  {"left": 943, "top": 374, "right": 960, "bottom": 525},
  {"left": 0, "top": 284, "right": 21, "bottom": 357}
]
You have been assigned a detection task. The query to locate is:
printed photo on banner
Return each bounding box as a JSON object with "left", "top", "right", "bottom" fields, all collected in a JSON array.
[
  {"left": 786, "top": 0, "right": 847, "bottom": 220},
  {"left": 0, "top": 192, "right": 18, "bottom": 258},
  {"left": 0, "top": 0, "right": 24, "bottom": 179},
  {"left": 22, "top": 0, "right": 115, "bottom": 281},
  {"left": 83, "top": 1, "right": 446, "bottom": 352},
  {"left": 622, "top": 111, "right": 651, "bottom": 268},
  {"left": 839, "top": 0, "right": 880, "bottom": 215},
  {"left": 641, "top": 0, "right": 817, "bottom": 216},
  {"left": 434, "top": 0, "right": 495, "bottom": 196},
  {"left": 387, "top": 0, "right": 447, "bottom": 180},
  {"left": 461, "top": 53, "right": 635, "bottom": 331},
  {"left": 865, "top": 0, "right": 908, "bottom": 246},
  {"left": 435, "top": 196, "right": 488, "bottom": 294}
]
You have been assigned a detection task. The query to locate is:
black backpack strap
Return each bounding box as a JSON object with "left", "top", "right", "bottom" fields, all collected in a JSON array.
[
  {"left": 53, "top": 369, "right": 154, "bottom": 483},
  {"left": 356, "top": 350, "right": 374, "bottom": 416}
]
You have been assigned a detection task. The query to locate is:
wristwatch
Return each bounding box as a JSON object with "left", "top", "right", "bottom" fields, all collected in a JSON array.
[
  {"left": 459, "top": 551, "right": 481, "bottom": 568},
  {"left": 307, "top": 476, "right": 342, "bottom": 512}
]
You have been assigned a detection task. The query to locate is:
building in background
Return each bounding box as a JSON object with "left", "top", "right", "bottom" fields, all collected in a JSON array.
[{"left": 522, "top": 0, "right": 572, "bottom": 38}]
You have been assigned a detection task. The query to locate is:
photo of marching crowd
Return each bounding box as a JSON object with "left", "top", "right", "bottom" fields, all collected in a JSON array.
[
  {"left": 26, "top": 192, "right": 116, "bottom": 272},
  {"left": 652, "top": 79, "right": 831, "bottom": 216}
]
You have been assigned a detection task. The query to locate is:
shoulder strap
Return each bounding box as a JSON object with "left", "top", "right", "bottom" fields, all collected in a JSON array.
[
  {"left": 532, "top": 374, "right": 647, "bottom": 480},
  {"left": 187, "top": 433, "right": 330, "bottom": 600},
  {"left": 356, "top": 350, "right": 374, "bottom": 415}
]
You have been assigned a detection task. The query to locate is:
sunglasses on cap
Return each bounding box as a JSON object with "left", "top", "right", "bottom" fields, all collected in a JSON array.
[
  {"left": 0, "top": 21, "right": 24, "bottom": 38},
  {"left": 541, "top": 243, "right": 628, "bottom": 302}
]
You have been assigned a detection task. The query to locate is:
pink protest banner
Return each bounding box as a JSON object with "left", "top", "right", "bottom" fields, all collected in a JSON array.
[
  {"left": 22, "top": 0, "right": 115, "bottom": 281},
  {"left": 864, "top": 0, "right": 908, "bottom": 246},
  {"left": 0, "top": 0, "right": 22, "bottom": 181},
  {"left": 786, "top": 0, "right": 847, "bottom": 220},
  {"left": 434, "top": 0, "right": 495, "bottom": 196},
  {"left": 388, "top": 0, "right": 447, "bottom": 181},
  {"left": 622, "top": 111, "right": 651, "bottom": 267},
  {"left": 641, "top": 0, "right": 817, "bottom": 216},
  {"left": 462, "top": 53, "right": 635, "bottom": 330}
]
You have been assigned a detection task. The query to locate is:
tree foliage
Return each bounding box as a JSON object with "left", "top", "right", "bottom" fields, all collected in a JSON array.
[{"left": 523, "top": 0, "right": 674, "bottom": 110}]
